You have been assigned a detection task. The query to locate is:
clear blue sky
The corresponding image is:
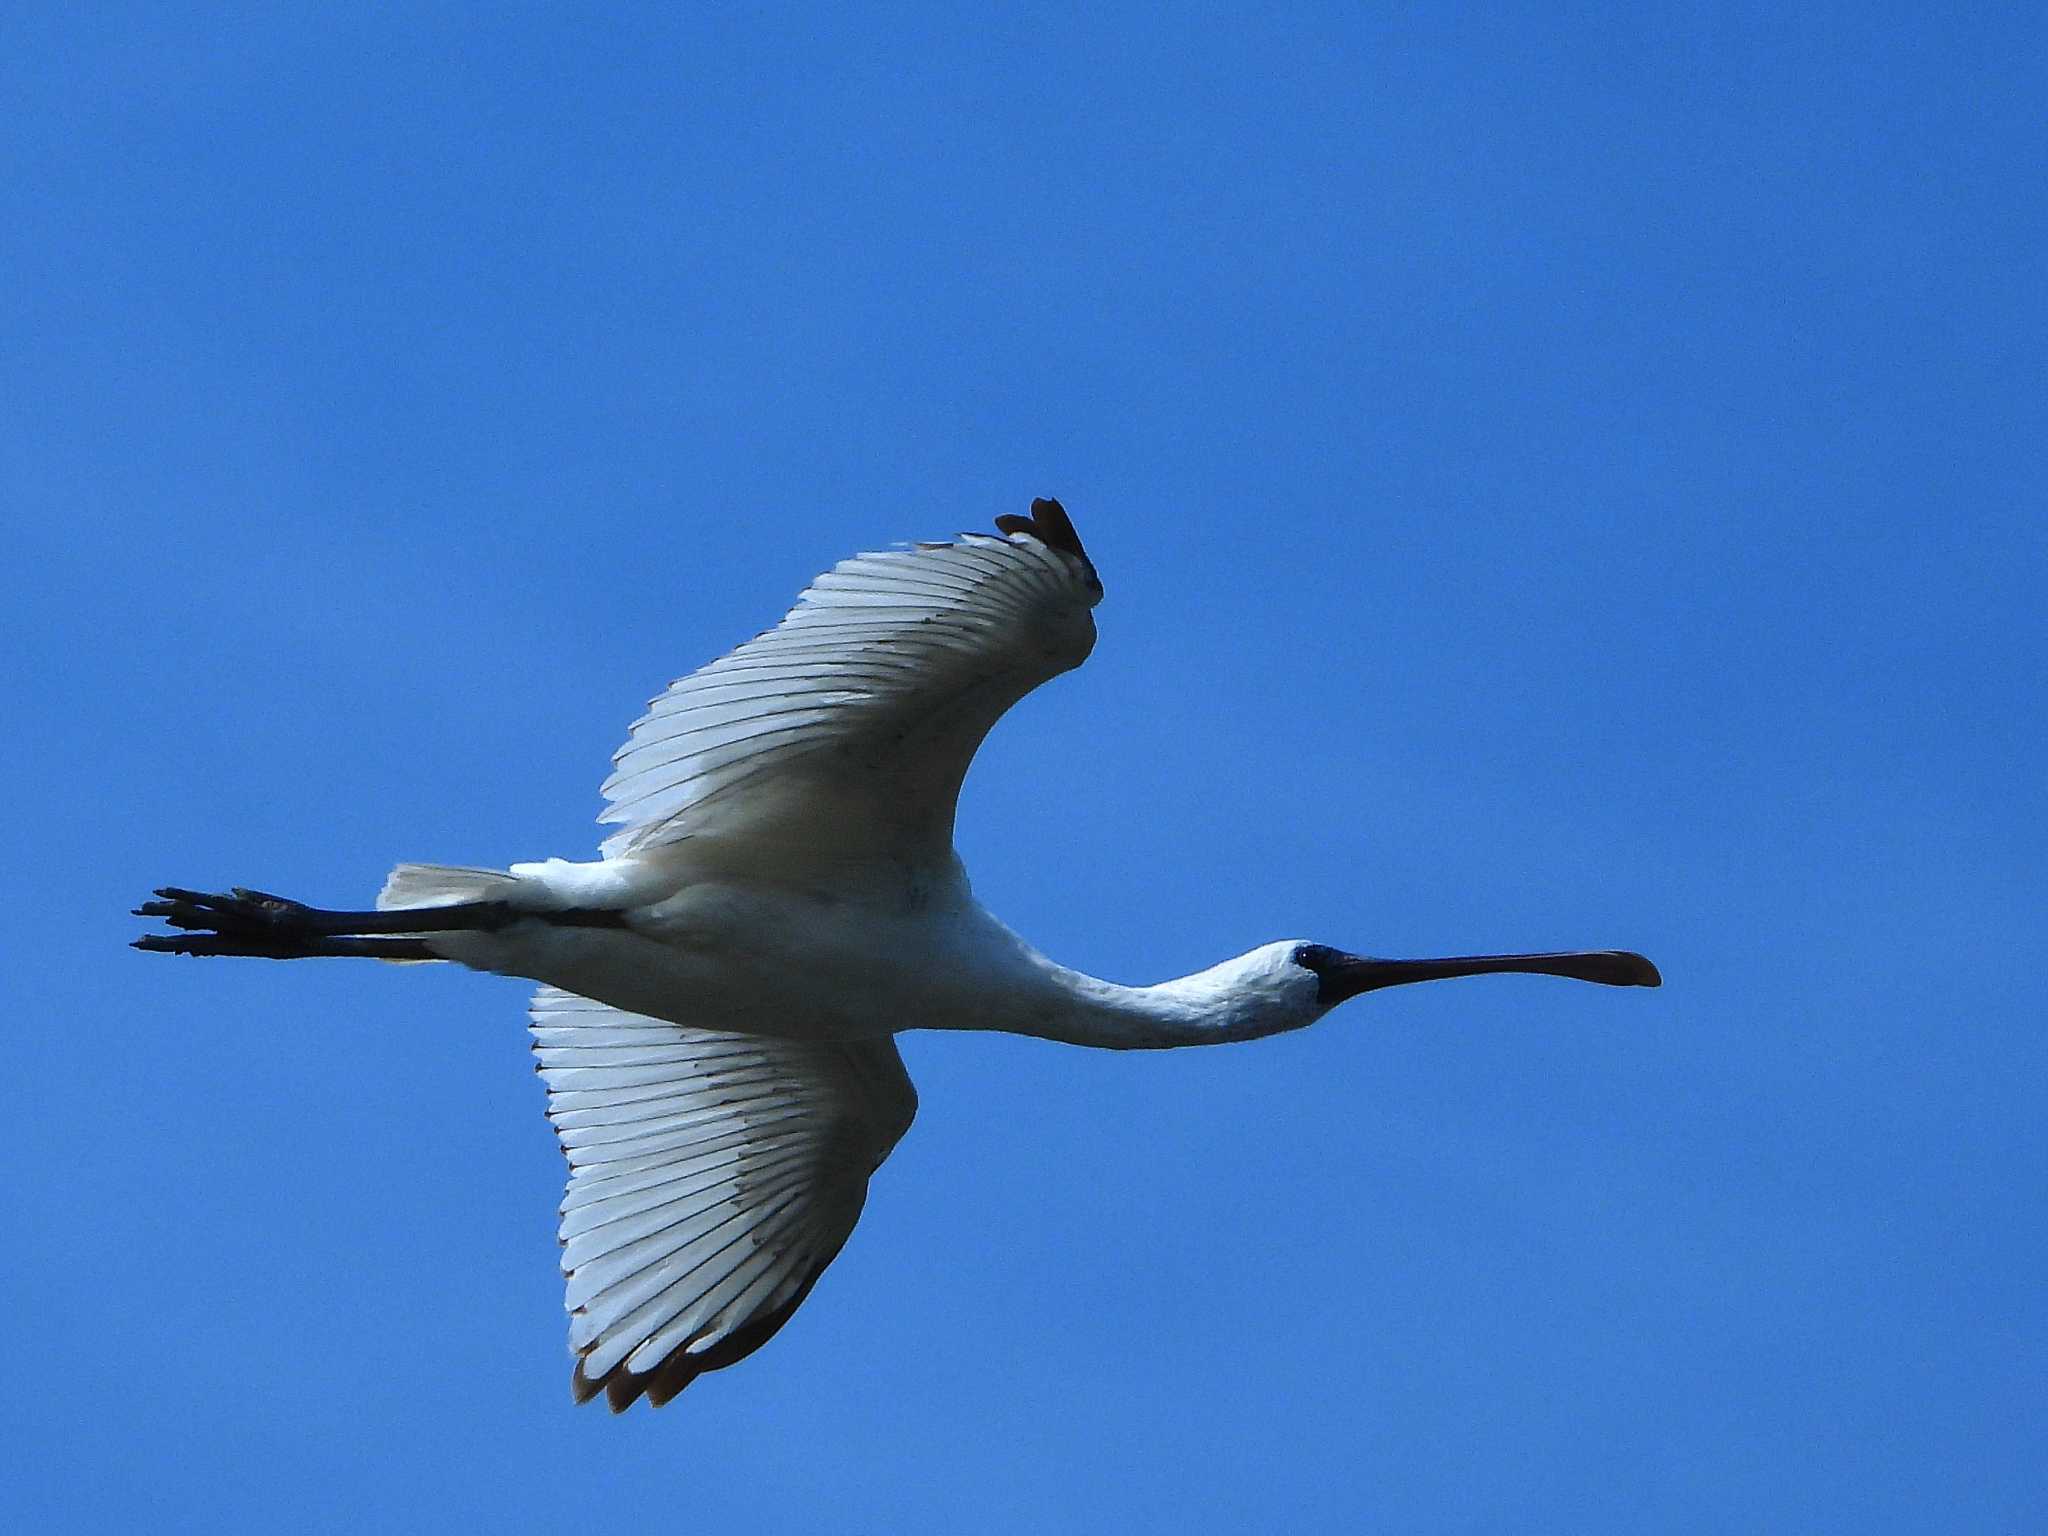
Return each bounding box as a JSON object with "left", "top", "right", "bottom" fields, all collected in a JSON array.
[{"left": 6, "top": 5, "right": 2042, "bottom": 1531}]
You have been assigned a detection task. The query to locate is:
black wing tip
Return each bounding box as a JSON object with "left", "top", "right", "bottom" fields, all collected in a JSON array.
[
  {"left": 570, "top": 1359, "right": 608, "bottom": 1406},
  {"left": 570, "top": 1340, "right": 734, "bottom": 1413},
  {"left": 567, "top": 1260, "right": 833, "bottom": 1412},
  {"left": 994, "top": 496, "right": 1101, "bottom": 590},
  {"left": 573, "top": 1355, "right": 690, "bottom": 1413}
]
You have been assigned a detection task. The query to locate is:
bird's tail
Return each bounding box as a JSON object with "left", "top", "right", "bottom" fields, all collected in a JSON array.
[{"left": 377, "top": 863, "right": 522, "bottom": 911}]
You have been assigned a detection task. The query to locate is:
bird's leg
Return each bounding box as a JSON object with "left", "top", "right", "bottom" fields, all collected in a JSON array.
[{"left": 131, "top": 886, "right": 519, "bottom": 960}]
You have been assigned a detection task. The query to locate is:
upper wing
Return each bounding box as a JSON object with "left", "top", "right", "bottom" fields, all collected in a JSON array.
[
  {"left": 530, "top": 986, "right": 919, "bottom": 1410},
  {"left": 598, "top": 499, "right": 1102, "bottom": 867}
]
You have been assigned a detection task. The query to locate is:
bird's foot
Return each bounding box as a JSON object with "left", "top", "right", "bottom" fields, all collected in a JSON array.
[
  {"left": 134, "top": 886, "right": 316, "bottom": 936},
  {"left": 130, "top": 885, "right": 437, "bottom": 960}
]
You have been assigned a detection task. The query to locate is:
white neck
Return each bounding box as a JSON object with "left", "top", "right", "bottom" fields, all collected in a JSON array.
[{"left": 1001, "top": 941, "right": 1326, "bottom": 1051}]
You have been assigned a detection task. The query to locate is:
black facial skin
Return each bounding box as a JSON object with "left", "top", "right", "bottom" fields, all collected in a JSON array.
[{"left": 1292, "top": 944, "right": 1356, "bottom": 1006}]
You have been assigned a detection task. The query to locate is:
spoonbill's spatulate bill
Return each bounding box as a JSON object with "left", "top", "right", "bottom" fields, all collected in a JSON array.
[{"left": 135, "top": 499, "right": 1659, "bottom": 1411}]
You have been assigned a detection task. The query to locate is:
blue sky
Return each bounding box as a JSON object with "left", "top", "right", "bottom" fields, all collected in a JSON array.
[{"left": 6, "top": 4, "right": 2042, "bottom": 1530}]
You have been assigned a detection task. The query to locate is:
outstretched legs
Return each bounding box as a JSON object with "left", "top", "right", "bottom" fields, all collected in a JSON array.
[{"left": 131, "top": 886, "right": 520, "bottom": 960}]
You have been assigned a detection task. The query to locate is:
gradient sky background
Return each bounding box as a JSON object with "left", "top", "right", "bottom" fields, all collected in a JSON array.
[{"left": 6, "top": 5, "right": 2043, "bottom": 1532}]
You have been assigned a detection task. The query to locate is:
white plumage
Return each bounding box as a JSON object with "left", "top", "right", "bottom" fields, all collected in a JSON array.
[
  {"left": 136, "top": 498, "right": 1659, "bottom": 1410},
  {"left": 599, "top": 527, "right": 1097, "bottom": 863},
  {"left": 531, "top": 987, "right": 914, "bottom": 1403}
]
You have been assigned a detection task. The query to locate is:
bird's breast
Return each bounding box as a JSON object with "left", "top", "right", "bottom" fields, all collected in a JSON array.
[{"left": 499, "top": 879, "right": 1012, "bottom": 1041}]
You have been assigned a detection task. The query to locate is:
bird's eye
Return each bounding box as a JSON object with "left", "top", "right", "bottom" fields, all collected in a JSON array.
[{"left": 1293, "top": 943, "right": 1337, "bottom": 973}]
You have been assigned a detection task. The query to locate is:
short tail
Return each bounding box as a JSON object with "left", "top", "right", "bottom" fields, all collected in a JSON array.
[{"left": 377, "top": 864, "right": 521, "bottom": 911}]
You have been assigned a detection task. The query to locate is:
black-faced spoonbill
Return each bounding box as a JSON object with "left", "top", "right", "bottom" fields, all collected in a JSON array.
[{"left": 135, "top": 499, "right": 1659, "bottom": 1410}]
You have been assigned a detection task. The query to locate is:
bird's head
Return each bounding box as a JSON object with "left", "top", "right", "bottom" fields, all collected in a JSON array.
[{"left": 1171, "top": 940, "right": 1660, "bottom": 1044}]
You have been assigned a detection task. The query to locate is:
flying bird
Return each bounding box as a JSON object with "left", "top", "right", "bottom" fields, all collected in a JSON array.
[{"left": 134, "top": 499, "right": 1660, "bottom": 1410}]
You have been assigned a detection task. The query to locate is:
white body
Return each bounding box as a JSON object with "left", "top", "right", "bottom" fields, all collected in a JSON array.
[
  {"left": 355, "top": 511, "right": 1336, "bottom": 1408},
  {"left": 426, "top": 848, "right": 1326, "bottom": 1050}
]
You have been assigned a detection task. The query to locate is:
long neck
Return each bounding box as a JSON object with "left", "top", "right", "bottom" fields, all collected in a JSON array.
[{"left": 1004, "top": 959, "right": 1302, "bottom": 1051}]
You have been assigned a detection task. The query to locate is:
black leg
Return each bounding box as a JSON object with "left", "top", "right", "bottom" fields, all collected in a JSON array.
[
  {"left": 132, "top": 931, "right": 438, "bottom": 961},
  {"left": 130, "top": 885, "right": 519, "bottom": 960},
  {"left": 131, "top": 884, "right": 630, "bottom": 959},
  {"left": 134, "top": 886, "right": 518, "bottom": 936}
]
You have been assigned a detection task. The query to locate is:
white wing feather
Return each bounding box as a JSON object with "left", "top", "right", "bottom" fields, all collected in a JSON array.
[
  {"left": 599, "top": 527, "right": 1100, "bottom": 866},
  {"left": 531, "top": 985, "right": 918, "bottom": 1409}
]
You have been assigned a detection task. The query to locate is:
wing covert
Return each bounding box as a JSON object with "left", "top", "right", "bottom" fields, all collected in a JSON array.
[{"left": 598, "top": 500, "right": 1101, "bottom": 866}]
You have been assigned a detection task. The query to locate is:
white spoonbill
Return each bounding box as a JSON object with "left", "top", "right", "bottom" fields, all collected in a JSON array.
[{"left": 135, "top": 498, "right": 1659, "bottom": 1410}]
